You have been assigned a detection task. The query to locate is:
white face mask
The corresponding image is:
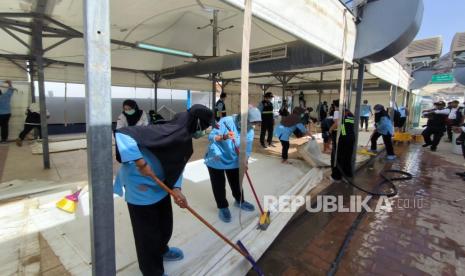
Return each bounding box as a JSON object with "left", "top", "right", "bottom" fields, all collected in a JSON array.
[{"left": 125, "top": 109, "right": 135, "bottom": 115}]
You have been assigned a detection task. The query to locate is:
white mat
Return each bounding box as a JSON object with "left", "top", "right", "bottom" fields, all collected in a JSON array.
[{"left": 26, "top": 153, "right": 317, "bottom": 275}]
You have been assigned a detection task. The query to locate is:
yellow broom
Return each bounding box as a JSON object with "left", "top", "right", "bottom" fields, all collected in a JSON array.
[{"left": 56, "top": 186, "right": 87, "bottom": 213}]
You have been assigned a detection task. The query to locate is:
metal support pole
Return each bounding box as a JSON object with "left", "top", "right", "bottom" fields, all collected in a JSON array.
[
  {"left": 83, "top": 0, "right": 116, "bottom": 274},
  {"left": 154, "top": 74, "right": 159, "bottom": 112},
  {"left": 389, "top": 85, "right": 397, "bottom": 124},
  {"left": 211, "top": 9, "right": 218, "bottom": 125},
  {"left": 28, "top": 61, "right": 35, "bottom": 103},
  {"left": 187, "top": 89, "right": 191, "bottom": 109},
  {"left": 238, "top": 0, "right": 252, "bottom": 187},
  {"left": 351, "top": 62, "right": 365, "bottom": 172},
  {"left": 347, "top": 65, "right": 354, "bottom": 109},
  {"left": 32, "top": 21, "right": 50, "bottom": 169}
]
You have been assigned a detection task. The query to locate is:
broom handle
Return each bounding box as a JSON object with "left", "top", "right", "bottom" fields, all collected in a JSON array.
[
  {"left": 148, "top": 174, "right": 247, "bottom": 258},
  {"left": 224, "top": 125, "right": 265, "bottom": 215}
]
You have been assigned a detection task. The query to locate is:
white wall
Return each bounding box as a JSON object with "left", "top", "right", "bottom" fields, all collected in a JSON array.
[{"left": 6, "top": 82, "right": 30, "bottom": 140}]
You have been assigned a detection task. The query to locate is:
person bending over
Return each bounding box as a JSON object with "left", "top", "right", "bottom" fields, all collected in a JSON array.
[{"left": 114, "top": 104, "right": 212, "bottom": 276}]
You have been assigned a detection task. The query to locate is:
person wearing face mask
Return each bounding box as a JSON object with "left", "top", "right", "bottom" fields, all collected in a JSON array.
[
  {"left": 114, "top": 104, "right": 212, "bottom": 276},
  {"left": 370, "top": 104, "right": 396, "bottom": 160},
  {"left": 116, "top": 99, "right": 149, "bottom": 129},
  {"left": 204, "top": 107, "right": 261, "bottom": 223}
]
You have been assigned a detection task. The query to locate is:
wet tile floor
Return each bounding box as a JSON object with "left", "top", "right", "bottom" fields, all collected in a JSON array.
[{"left": 252, "top": 144, "right": 465, "bottom": 276}]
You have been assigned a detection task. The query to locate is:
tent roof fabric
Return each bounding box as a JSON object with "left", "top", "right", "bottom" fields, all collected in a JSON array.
[{"left": 0, "top": 0, "right": 410, "bottom": 91}]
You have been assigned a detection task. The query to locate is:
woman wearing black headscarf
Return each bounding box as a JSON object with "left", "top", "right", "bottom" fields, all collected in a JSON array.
[
  {"left": 116, "top": 99, "right": 149, "bottom": 129},
  {"left": 114, "top": 104, "right": 212, "bottom": 276}
]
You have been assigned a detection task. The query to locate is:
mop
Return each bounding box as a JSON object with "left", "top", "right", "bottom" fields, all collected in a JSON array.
[
  {"left": 148, "top": 174, "right": 264, "bottom": 275},
  {"left": 357, "top": 132, "right": 376, "bottom": 156},
  {"left": 224, "top": 124, "right": 271, "bottom": 230}
]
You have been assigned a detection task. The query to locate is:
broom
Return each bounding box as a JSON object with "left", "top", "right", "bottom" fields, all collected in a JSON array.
[
  {"left": 56, "top": 186, "right": 87, "bottom": 213},
  {"left": 148, "top": 174, "right": 264, "bottom": 275},
  {"left": 224, "top": 124, "right": 271, "bottom": 231}
]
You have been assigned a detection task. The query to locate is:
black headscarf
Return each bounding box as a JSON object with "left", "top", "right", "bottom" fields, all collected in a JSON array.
[
  {"left": 122, "top": 99, "right": 143, "bottom": 126},
  {"left": 374, "top": 109, "right": 389, "bottom": 123},
  {"left": 116, "top": 104, "right": 212, "bottom": 188},
  {"left": 281, "top": 107, "right": 305, "bottom": 127}
]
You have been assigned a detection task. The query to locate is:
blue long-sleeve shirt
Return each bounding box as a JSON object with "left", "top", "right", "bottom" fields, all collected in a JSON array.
[
  {"left": 375, "top": 116, "right": 394, "bottom": 136},
  {"left": 0, "top": 88, "right": 13, "bottom": 115},
  {"left": 204, "top": 116, "right": 254, "bottom": 170},
  {"left": 114, "top": 133, "right": 182, "bottom": 205},
  {"left": 274, "top": 123, "right": 307, "bottom": 141},
  {"left": 360, "top": 104, "right": 372, "bottom": 117}
]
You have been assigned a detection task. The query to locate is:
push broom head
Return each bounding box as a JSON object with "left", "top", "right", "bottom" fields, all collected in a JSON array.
[
  {"left": 56, "top": 189, "right": 82, "bottom": 213},
  {"left": 258, "top": 211, "right": 271, "bottom": 231}
]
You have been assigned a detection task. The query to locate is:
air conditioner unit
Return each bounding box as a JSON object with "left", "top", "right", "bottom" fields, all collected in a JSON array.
[
  {"left": 405, "top": 37, "right": 442, "bottom": 59},
  {"left": 452, "top": 32, "right": 465, "bottom": 62},
  {"left": 160, "top": 67, "right": 176, "bottom": 77},
  {"left": 249, "top": 44, "right": 287, "bottom": 64}
]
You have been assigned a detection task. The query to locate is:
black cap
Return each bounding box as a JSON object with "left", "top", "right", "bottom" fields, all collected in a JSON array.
[
  {"left": 434, "top": 101, "right": 446, "bottom": 106},
  {"left": 264, "top": 92, "right": 274, "bottom": 98}
]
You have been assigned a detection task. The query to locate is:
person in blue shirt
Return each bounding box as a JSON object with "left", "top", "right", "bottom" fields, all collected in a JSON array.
[
  {"left": 204, "top": 107, "right": 261, "bottom": 223},
  {"left": 394, "top": 104, "right": 409, "bottom": 132},
  {"left": 370, "top": 104, "right": 395, "bottom": 160},
  {"left": 0, "top": 80, "right": 15, "bottom": 143},
  {"left": 275, "top": 107, "right": 311, "bottom": 164},
  {"left": 360, "top": 99, "right": 372, "bottom": 132},
  {"left": 114, "top": 104, "right": 212, "bottom": 276}
]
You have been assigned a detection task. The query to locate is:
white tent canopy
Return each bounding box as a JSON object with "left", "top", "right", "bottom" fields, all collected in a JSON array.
[{"left": 0, "top": 0, "right": 409, "bottom": 91}]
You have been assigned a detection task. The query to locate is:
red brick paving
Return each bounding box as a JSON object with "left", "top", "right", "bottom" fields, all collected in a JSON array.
[{"left": 255, "top": 145, "right": 465, "bottom": 275}]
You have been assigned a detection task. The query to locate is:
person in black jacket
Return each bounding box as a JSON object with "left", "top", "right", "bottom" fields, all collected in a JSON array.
[
  {"left": 215, "top": 92, "right": 227, "bottom": 121},
  {"left": 446, "top": 100, "right": 463, "bottom": 142},
  {"left": 15, "top": 103, "right": 49, "bottom": 147},
  {"left": 421, "top": 101, "right": 449, "bottom": 152},
  {"left": 258, "top": 92, "right": 275, "bottom": 148}
]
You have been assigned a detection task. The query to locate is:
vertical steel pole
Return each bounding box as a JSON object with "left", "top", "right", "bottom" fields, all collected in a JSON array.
[
  {"left": 32, "top": 21, "right": 50, "bottom": 169},
  {"left": 238, "top": 0, "right": 252, "bottom": 187},
  {"left": 83, "top": 0, "right": 116, "bottom": 274},
  {"left": 347, "top": 64, "right": 354, "bottom": 109},
  {"left": 389, "top": 85, "right": 397, "bottom": 124},
  {"left": 29, "top": 61, "right": 35, "bottom": 103},
  {"left": 211, "top": 10, "right": 219, "bottom": 125},
  {"left": 154, "top": 76, "right": 158, "bottom": 112},
  {"left": 351, "top": 62, "right": 365, "bottom": 172}
]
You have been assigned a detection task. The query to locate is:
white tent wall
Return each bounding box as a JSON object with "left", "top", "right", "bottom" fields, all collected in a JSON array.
[
  {"left": 222, "top": 0, "right": 357, "bottom": 62},
  {"left": 367, "top": 58, "right": 411, "bottom": 91},
  {"left": 4, "top": 82, "right": 30, "bottom": 141},
  {"left": 0, "top": 60, "right": 28, "bottom": 81}
]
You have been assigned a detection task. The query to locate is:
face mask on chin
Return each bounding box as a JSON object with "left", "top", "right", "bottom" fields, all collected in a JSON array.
[{"left": 125, "top": 109, "right": 135, "bottom": 115}]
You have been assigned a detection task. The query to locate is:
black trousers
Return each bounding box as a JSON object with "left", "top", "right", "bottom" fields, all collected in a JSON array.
[
  {"left": 360, "top": 116, "right": 369, "bottom": 130},
  {"left": 331, "top": 131, "right": 354, "bottom": 180},
  {"left": 207, "top": 166, "right": 244, "bottom": 209},
  {"left": 446, "top": 120, "right": 459, "bottom": 140},
  {"left": 371, "top": 131, "right": 395, "bottom": 156},
  {"left": 0, "top": 114, "right": 11, "bottom": 141},
  {"left": 127, "top": 195, "right": 173, "bottom": 276},
  {"left": 19, "top": 124, "right": 41, "bottom": 140},
  {"left": 260, "top": 119, "right": 274, "bottom": 145},
  {"left": 280, "top": 140, "right": 290, "bottom": 160},
  {"left": 422, "top": 127, "right": 444, "bottom": 149}
]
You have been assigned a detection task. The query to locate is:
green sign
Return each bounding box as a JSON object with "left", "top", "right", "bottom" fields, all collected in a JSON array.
[{"left": 431, "top": 73, "right": 454, "bottom": 83}]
